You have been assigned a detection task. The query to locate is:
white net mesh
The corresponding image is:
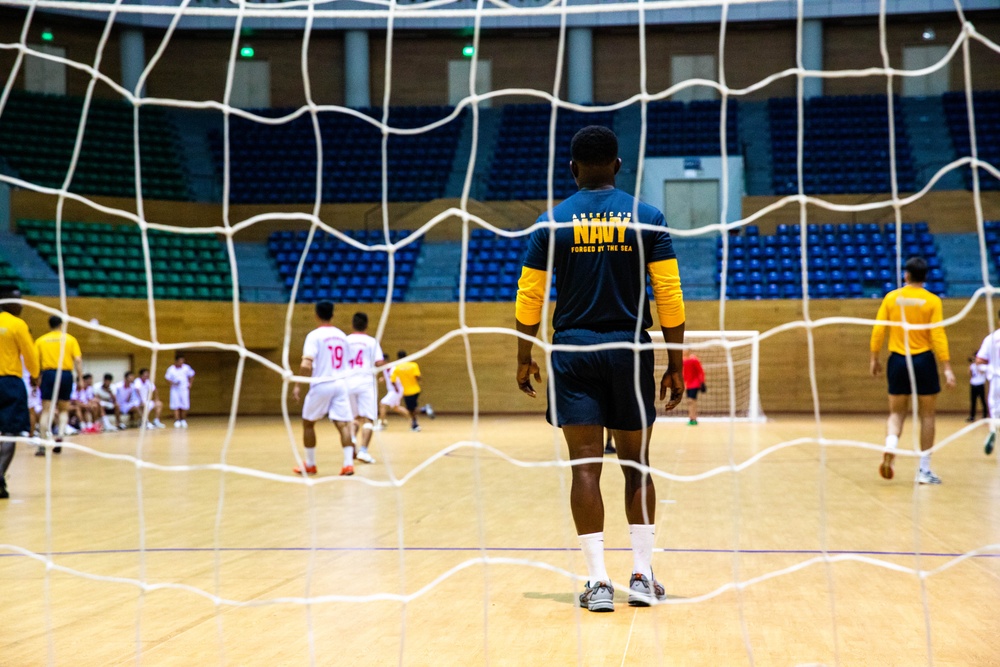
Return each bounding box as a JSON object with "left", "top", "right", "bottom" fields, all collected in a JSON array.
[{"left": 1, "top": 0, "right": 1000, "bottom": 665}]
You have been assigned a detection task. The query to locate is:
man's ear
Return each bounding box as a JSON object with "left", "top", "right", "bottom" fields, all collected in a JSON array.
[{"left": 614, "top": 158, "right": 622, "bottom": 175}]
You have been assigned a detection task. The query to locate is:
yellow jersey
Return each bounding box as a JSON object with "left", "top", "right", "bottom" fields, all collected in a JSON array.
[
  {"left": 390, "top": 361, "right": 421, "bottom": 396},
  {"left": 870, "top": 284, "right": 949, "bottom": 362},
  {"left": 35, "top": 330, "right": 82, "bottom": 371},
  {"left": 0, "top": 311, "right": 38, "bottom": 378}
]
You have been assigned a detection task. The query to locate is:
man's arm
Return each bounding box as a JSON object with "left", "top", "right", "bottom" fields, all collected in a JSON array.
[
  {"left": 929, "top": 298, "right": 955, "bottom": 388},
  {"left": 648, "top": 259, "right": 686, "bottom": 410},
  {"left": 293, "top": 357, "right": 313, "bottom": 401},
  {"left": 515, "top": 266, "right": 547, "bottom": 398},
  {"left": 870, "top": 296, "right": 890, "bottom": 377}
]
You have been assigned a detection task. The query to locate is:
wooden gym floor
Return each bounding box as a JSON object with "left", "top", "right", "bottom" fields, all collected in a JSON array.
[{"left": 2, "top": 414, "right": 999, "bottom": 666}]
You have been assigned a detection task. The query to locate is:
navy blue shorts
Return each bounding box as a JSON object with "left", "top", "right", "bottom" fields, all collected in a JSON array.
[
  {"left": 404, "top": 393, "right": 420, "bottom": 412},
  {"left": 0, "top": 375, "right": 30, "bottom": 435},
  {"left": 887, "top": 351, "right": 940, "bottom": 396},
  {"left": 547, "top": 329, "right": 656, "bottom": 431},
  {"left": 40, "top": 369, "right": 73, "bottom": 402},
  {"left": 686, "top": 388, "right": 700, "bottom": 400}
]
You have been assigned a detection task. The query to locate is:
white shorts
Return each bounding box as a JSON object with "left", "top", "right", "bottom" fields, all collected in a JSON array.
[
  {"left": 380, "top": 388, "right": 402, "bottom": 409},
  {"left": 118, "top": 398, "right": 141, "bottom": 414},
  {"left": 989, "top": 384, "right": 1000, "bottom": 423},
  {"left": 170, "top": 386, "right": 190, "bottom": 411},
  {"left": 29, "top": 390, "right": 42, "bottom": 414},
  {"left": 346, "top": 375, "right": 378, "bottom": 421},
  {"left": 302, "top": 379, "right": 352, "bottom": 423},
  {"left": 100, "top": 400, "right": 115, "bottom": 412}
]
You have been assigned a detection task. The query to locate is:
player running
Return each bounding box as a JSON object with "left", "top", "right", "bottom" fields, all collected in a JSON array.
[
  {"left": 870, "top": 256, "right": 955, "bottom": 484},
  {"left": 390, "top": 350, "right": 434, "bottom": 432},
  {"left": 292, "top": 301, "right": 355, "bottom": 476},
  {"left": 342, "top": 312, "right": 384, "bottom": 464},
  {"left": 515, "top": 126, "right": 686, "bottom": 612},
  {"left": 975, "top": 312, "right": 1000, "bottom": 455}
]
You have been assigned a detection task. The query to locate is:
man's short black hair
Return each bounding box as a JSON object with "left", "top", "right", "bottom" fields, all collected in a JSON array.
[
  {"left": 353, "top": 312, "right": 368, "bottom": 331},
  {"left": 397, "top": 350, "right": 407, "bottom": 359},
  {"left": 125, "top": 370, "right": 135, "bottom": 379},
  {"left": 570, "top": 126, "right": 619, "bottom": 165},
  {"left": 904, "top": 256, "right": 928, "bottom": 283},
  {"left": 49, "top": 315, "right": 62, "bottom": 329},
  {"left": 103, "top": 373, "right": 113, "bottom": 381},
  {"left": 83, "top": 373, "right": 92, "bottom": 380},
  {"left": 175, "top": 352, "right": 185, "bottom": 361},
  {"left": 315, "top": 301, "right": 334, "bottom": 321},
  {"left": 138, "top": 368, "right": 148, "bottom": 376}
]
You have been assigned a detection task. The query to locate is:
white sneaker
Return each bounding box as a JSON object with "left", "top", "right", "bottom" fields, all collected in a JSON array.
[
  {"left": 174, "top": 420, "right": 182, "bottom": 429},
  {"left": 424, "top": 404, "right": 435, "bottom": 420},
  {"left": 373, "top": 421, "right": 386, "bottom": 431},
  {"left": 64, "top": 424, "right": 79, "bottom": 435},
  {"left": 153, "top": 420, "right": 166, "bottom": 429},
  {"left": 917, "top": 469, "right": 942, "bottom": 485},
  {"left": 355, "top": 449, "right": 376, "bottom": 464},
  {"left": 181, "top": 420, "right": 188, "bottom": 428}
]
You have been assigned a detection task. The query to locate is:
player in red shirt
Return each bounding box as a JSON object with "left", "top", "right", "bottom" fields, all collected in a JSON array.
[{"left": 682, "top": 349, "right": 705, "bottom": 425}]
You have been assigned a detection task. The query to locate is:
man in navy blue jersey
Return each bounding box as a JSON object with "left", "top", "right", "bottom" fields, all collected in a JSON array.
[{"left": 515, "top": 126, "right": 686, "bottom": 613}]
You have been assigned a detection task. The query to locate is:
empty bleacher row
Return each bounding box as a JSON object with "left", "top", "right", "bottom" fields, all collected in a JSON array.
[
  {"left": 0, "top": 91, "right": 190, "bottom": 201},
  {"left": 645, "top": 99, "right": 739, "bottom": 157},
  {"left": 212, "top": 107, "right": 463, "bottom": 204},
  {"left": 982, "top": 220, "right": 1000, "bottom": 276},
  {"left": 716, "top": 222, "right": 945, "bottom": 300},
  {"left": 455, "top": 229, "right": 529, "bottom": 302},
  {"left": 943, "top": 91, "right": 1000, "bottom": 191},
  {"left": 17, "top": 220, "right": 233, "bottom": 300},
  {"left": 0, "top": 257, "right": 27, "bottom": 294},
  {"left": 268, "top": 229, "right": 421, "bottom": 303},
  {"left": 770, "top": 96, "right": 917, "bottom": 195}
]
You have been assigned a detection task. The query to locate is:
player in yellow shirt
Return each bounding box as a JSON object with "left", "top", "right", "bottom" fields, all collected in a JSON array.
[
  {"left": 34, "top": 315, "right": 83, "bottom": 455},
  {"left": 0, "top": 285, "right": 39, "bottom": 499},
  {"left": 870, "top": 257, "right": 955, "bottom": 485},
  {"left": 390, "top": 350, "right": 434, "bottom": 432}
]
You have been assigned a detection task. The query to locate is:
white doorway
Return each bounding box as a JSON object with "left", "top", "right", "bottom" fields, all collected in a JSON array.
[
  {"left": 24, "top": 44, "right": 66, "bottom": 95},
  {"left": 448, "top": 59, "right": 491, "bottom": 108},
  {"left": 230, "top": 60, "right": 271, "bottom": 108},
  {"left": 663, "top": 179, "right": 720, "bottom": 230},
  {"left": 902, "top": 45, "right": 950, "bottom": 97},
  {"left": 671, "top": 54, "right": 717, "bottom": 102}
]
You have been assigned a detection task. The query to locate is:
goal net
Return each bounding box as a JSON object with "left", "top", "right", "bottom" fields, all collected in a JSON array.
[
  {"left": 1, "top": 0, "right": 999, "bottom": 665},
  {"left": 651, "top": 330, "right": 763, "bottom": 421}
]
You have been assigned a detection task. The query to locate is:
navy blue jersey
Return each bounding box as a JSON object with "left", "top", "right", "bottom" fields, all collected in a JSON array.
[{"left": 522, "top": 188, "right": 676, "bottom": 332}]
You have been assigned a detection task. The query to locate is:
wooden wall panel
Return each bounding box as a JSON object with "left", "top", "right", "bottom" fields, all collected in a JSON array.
[{"left": 15, "top": 296, "right": 993, "bottom": 417}]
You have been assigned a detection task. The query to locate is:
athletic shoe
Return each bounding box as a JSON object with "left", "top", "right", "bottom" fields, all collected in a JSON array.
[
  {"left": 0, "top": 478, "right": 8, "bottom": 500},
  {"left": 966, "top": 417, "right": 976, "bottom": 423},
  {"left": 340, "top": 465, "right": 355, "bottom": 476},
  {"left": 293, "top": 464, "right": 317, "bottom": 475},
  {"left": 628, "top": 573, "right": 667, "bottom": 607},
  {"left": 879, "top": 452, "right": 895, "bottom": 480},
  {"left": 985, "top": 431, "right": 996, "bottom": 456},
  {"left": 181, "top": 420, "right": 188, "bottom": 429},
  {"left": 687, "top": 419, "right": 698, "bottom": 426},
  {"left": 578, "top": 581, "right": 614, "bottom": 613},
  {"left": 604, "top": 441, "right": 616, "bottom": 455},
  {"left": 174, "top": 421, "right": 182, "bottom": 429},
  {"left": 118, "top": 423, "right": 127, "bottom": 430},
  {"left": 424, "top": 404, "right": 435, "bottom": 420},
  {"left": 35, "top": 446, "right": 45, "bottom": 457},
  {"left": 373, "top": 421, "right": 386, "bottom": 432},
  {"left": 355, "top": 450, "right": 376, "bottom": 464},
  {"left": 411, "top": 425, "right": 421, "bottom": 432},
  {"left": 64, "top": 424, "right": 78, "bottom": 435},
  {"left": 153, "top": 420, "right": 166, "bottom": 429},
  {"left": 917, "top": 469, "right": 942, "bottom": 485}
]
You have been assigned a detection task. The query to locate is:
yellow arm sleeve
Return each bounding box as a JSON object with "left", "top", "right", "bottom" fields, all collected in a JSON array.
[
  {"left": 647, "top": 259, "right": 686, "bottom": 328},
  {"left": 929, "top": 298, "right": 950, "bottom": 362},
  {"left": 18, "top": 322, "right": 39, "bottom": 377},
  {"left": 870, "top": 296, "right": 889, "bottom": 353},
  {"left": 515, "top": 266, "right": 548, "bottom": 326}
]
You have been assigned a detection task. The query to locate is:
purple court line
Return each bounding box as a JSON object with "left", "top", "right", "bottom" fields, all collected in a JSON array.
[{"left": 1, "top": 546, "right": 997, "bottom": 559}]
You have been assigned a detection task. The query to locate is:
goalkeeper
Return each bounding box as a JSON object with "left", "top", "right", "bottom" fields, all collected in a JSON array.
[{"left": 514, "top": 126, "right": 685, "bottom": 613}]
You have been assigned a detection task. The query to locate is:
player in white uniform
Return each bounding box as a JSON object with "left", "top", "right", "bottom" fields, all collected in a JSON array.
[
  {"left": 134, "top": 368, "right": 165, "bottom": 429},
  {"left": 376, "top": 350, "right": 412, "bottom": 429},
  {"left": 22, "top": 363, "right": 42, "bottom": 437},
  {"left": 975, "top": 316, "right": 1000, "bottom": 455},
  {"left": 165, "top": 353, "right": 196, "bottom": 428},
  {"left": 341, "top": 312, "right": 384, "bottom": 464},
  {"left": 292, "top": 301, "right": 355, "bottom": 476},
  {"left": 112, "top": 371, "right": 143, "bottom": 429},
  {"left": 69, "top": 373, "right": 101, "bottom": 433},
  {"left": 95, "top": 373, "right": 118, "bottom": 431}
]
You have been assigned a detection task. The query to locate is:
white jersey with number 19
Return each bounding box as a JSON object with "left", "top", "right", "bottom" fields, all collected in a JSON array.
[{"left": 303, "top": 325, "right": 350, "bottom": 380}]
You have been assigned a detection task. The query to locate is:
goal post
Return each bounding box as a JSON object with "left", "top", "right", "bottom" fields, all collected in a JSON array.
[{"left": 650, "top": 330, "right": 764, "bottom": 422}]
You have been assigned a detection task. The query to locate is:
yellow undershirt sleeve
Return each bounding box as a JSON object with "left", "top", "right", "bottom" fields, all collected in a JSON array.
[
  {"left": 870, "top": 295, "right": 889, "bottom": 353},
  {"left": 929, "top": 297, "right": 950, "bottom": 362},
  {"left": 515, "top": 266, "right": 548, "bottom": 326},
  {"left": 648, "top": 258, "right": 685, "bottom": 328}
]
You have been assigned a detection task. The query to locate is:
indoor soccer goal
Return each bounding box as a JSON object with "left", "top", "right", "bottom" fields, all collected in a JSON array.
[{"left": 651, "top": 330, "right": 764, "bottom": 422}]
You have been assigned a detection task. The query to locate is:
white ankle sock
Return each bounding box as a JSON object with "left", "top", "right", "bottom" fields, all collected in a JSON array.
[
  {"left": 305, "top": 448, "right": 316, "bottom": 467},
  {"left": 58, "top": 411, "right": 69, "bottom": 437},
  {"left": 579, "top": 532, "right": 609, "bottom": 584},
  {"left": 629, "top": 524, "right": 655, "bottom": 580},
  {"left": 343, "top": 445, "right": 355, "bottom": 467},
  {"left": 920, "top": 452, "right": 931, "bottom": 472},
  {"left": 885, "top": 434, "right": 899, "bottom": 450}
]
